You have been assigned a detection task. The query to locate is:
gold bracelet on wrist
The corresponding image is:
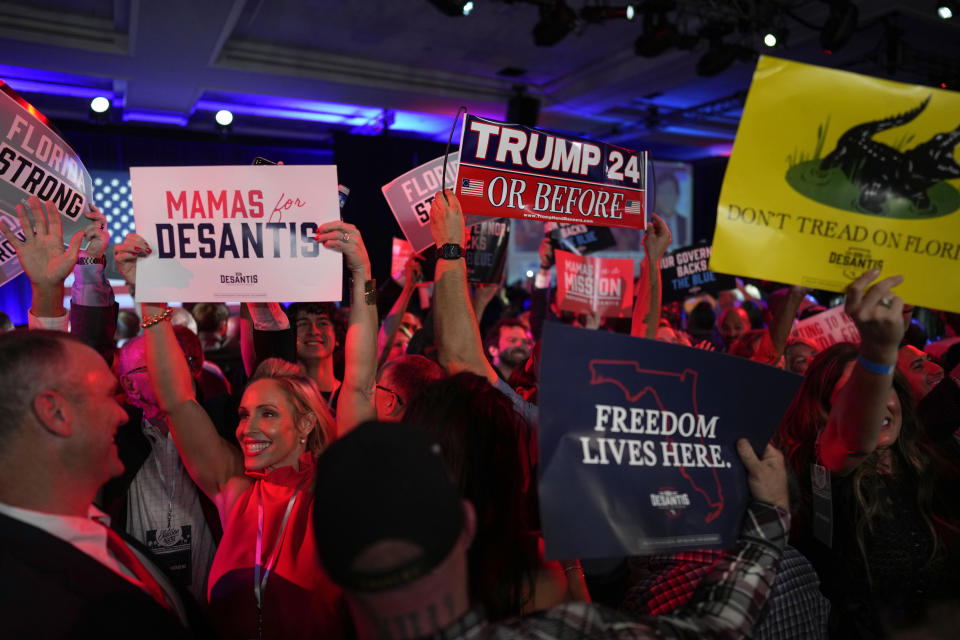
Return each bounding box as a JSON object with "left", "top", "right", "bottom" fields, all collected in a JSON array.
[{"left": 141, "top": 307, "right": 172, "bottom": 329}]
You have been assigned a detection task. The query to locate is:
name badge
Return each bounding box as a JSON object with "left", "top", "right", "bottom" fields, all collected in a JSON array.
[
  {"left": 146, "top": 524, "right": 192, "bottom": 584},
  {"left": 810, "top": 463, "right": 833, "bottom": 549}
]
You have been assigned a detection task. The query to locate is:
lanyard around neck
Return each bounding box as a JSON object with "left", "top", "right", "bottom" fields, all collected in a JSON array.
[{"left": 254, "top": 481, "right": 300, "bottom": 612}]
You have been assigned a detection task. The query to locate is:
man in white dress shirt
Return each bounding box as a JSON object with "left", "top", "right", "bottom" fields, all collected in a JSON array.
[{"left": 0, "top": 329, "right": 200, "bottom": 638}]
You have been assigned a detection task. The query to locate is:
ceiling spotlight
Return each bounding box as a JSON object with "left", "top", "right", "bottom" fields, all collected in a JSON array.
[
  {"left": 532, "top": 1, "right": 577, "bottom": 47},
  {"left": 215, "top": 109, "right": 234, "bottom": 127},
  {"left": 627, "top": 4, "right": 636, "bottom": 20},
  {"left": 426, "top": 0, "right": 474, "bottom": 17},
  {"left": 763, "top": 27, "right": 787, "bottom": 48},
  {"left": 820, "top": 1, "right": 858, "bottom": 53},
  {"left": 937, "top": 3, "right": 955, "bottom": 18},
  {"left": 90, "top": 96, "right": 111, "bottom": 114}
]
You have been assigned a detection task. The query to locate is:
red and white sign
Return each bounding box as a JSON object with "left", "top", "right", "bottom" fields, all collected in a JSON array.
[
  {"left": 555, "top": 249, "right": 634, "bottom": 318},
  {"left": 381, "top": 152, "right": 483, "bottom": 253},
  {"left": 455, "top": 115, "right": 648, "bottom": 230},
  {"left": 391, "top": 237, "right": 414, "bottom": 278},
  {"left": 0, "top": 80, "right": 95, "bottom": 287},
  {"left": 793, "top": 305, "right": 860, "bottom": 350},
  {"left": 131, "top": 165, "right": 342, "bottom": 303}
]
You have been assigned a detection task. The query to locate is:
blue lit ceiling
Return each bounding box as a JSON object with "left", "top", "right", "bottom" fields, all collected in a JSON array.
[{"left": 0, "top": 0, "right": 957, "bottom": 161}]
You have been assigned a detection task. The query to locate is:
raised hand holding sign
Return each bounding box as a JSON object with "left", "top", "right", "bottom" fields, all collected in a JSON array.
[{"left": 0, "top": 196, "right": 83, "bottom": 288}]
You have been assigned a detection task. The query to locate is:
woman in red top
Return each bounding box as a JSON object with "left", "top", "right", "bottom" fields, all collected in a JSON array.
[{"left": 124, "top": 219, "right": 378, "bottom": 640}]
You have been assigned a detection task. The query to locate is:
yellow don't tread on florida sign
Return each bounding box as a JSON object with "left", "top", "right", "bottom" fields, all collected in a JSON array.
[{"left": 711, "top": 56, "right": 960, "bottom": 313}]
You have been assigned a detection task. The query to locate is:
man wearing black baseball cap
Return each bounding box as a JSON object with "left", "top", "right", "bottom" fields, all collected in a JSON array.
[{"left": 314, "top": 421, "right": 792, "bottom": 639}]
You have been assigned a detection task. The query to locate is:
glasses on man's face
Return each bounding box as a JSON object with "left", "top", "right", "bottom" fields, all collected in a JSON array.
[{"left": 376, "top": 384, "right": 403, "bottom": 408}]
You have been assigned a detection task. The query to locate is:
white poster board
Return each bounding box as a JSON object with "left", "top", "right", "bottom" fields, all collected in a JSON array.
[
  {"left": 381, "top": 152, "right": 482, "bottom": 253},
  {"left": 131, "top": 165, "right": 342, "bottom": 302},
  {"left": 793, "top": 305, "right": 860, "bottom": 350},
  {"left": 0, "top": 81, "right": 95, "bottom": 286}
]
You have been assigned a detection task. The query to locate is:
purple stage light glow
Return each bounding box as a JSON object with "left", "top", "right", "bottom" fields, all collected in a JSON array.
[
  {"left": 195, "top": 98, "right": 382, "bottom": 128},
  {"left": 121, "top": 110, "right": 189, "bottom": 126}
]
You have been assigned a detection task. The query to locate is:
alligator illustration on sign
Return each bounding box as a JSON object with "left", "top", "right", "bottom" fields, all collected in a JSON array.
[
  {"left": 819, "top": 97, "right": 960, "bottom": 213},
  {"left": 786, "top": 97, "right": 960, "bottom": 218}
]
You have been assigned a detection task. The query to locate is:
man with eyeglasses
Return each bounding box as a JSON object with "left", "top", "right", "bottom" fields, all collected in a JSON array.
[
  {"left": 375, "top": 354, "right": 446, "bottom": 421},
  {"left": 101, "top": 327, "right": 226, "bottom": 602}
]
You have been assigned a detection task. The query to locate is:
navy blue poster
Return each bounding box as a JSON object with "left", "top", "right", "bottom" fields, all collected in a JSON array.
[
  {"left": 548, "top": 222, "right": 616, "bottom": 255},
  {"left": 659, "top": 243, "right": 737, "bottom": 303},
  {"left": 538, "top": 323, "right": 802, "bottom": 559}
]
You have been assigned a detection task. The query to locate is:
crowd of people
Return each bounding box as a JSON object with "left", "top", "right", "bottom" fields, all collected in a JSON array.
[{"left": 0, "top": 187, "right": 958, "bottom": 640}]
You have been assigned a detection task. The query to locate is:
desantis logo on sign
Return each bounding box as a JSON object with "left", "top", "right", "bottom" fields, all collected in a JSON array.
[
  {"left": 455, "top": 115, "right": 648, "bottom": 230},
  {"left": 650, "top": 488, "right": 691, "bottom": 518},
  {"left": 710, "top": 57, "right": 960, "bottom": 314}
]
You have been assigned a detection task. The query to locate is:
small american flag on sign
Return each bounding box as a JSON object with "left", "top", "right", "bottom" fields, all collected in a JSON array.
[
  {"left": 460, "top": 178, "right": 484, "bottom": 196},
  {"left": 624, "top": 200, "right": 643, "bottom": 215}
]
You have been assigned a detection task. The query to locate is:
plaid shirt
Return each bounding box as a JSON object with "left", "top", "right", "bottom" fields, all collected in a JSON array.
[
  {"left": 438, "top": 501, "right": 789, "bottom": 640},
  {"left": 622, "top": 546, "right": 828, "bottom": 639}
]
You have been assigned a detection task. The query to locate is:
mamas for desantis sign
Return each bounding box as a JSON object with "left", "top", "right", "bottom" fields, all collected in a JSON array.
[
  {"left": 555, "top": 249, "right": 634, "bottom": 318},
  {"left": 0, "top": 80, "right": 94, "bottom": 286},
  {"left": 131, "top": 165, "right": 342, "bottom": 302},
  {"left": 455, "top": 115, "right": 648, "bottom": 230},
  {"left": 538, "top": 323, "right": 802, "bottom": 559}
]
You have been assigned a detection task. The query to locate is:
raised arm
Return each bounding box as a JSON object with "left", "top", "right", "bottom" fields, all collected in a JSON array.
[
  {"left": 631, "top": 214, "right": 671, "bottom": 339},
  {"left": 143, "top": 300, "right": 245, "bottom": 501},
  {"left": 819, "top": 269, "right": 905, "bottom": 475},
  {"left": 429, "top": 190, "right": 498, "bottom": 385},
  {"left": 653, "top": 440, "right": 790, "bottom": 638},
  {"left": 315, "top": 221, "right": 378, "bottom": 433},
  {"left": 529, "top": 234, "right": 554, "bottom": 342},
  {"left": 767, "top": 286, "right": 808, "bottom": 360},
  {"left": 243, "top": 302, "right": 296, "bottom": 376},
  {"left": 378, "top": 255, "right": 421, "bottom": 368},
  {"left": 0, "top": 196, "right": 83, "bottom": 328},
  {"left": 117, "top": 234, "right": 244, "bottom": 500},
  {"left": 67, "top": 205, "right": 118, "bottom": 360}
]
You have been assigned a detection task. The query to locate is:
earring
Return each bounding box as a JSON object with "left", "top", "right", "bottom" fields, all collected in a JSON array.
[{"left": 299, "top": 437, "right": 306, "bottom": 444}]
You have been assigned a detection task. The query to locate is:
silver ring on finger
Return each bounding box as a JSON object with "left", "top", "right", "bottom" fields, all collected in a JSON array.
[
  {"left": 878, "top": 297, "right": 893, "bottom": 308},
  {"left": 342, "top": 232, "right": 350, "bottom": 242}
]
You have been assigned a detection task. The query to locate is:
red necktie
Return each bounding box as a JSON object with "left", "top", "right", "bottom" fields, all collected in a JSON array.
[{"left": 101, "top": 524, "right": 172, "bottom": 611}]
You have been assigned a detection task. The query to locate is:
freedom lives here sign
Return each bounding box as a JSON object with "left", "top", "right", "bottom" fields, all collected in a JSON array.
[
  {"left": 131, "top": 165, "right": 342, "bottom": 303},
  {"left": 454, "top": 114, "right": 648, "bottom": 230},
  {"left": 538, "top": 323, "right": 802, "bottom": 559}
]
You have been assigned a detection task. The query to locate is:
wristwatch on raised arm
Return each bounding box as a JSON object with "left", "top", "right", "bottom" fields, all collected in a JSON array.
[{"left": 438, "top": 243, "right": 464, "bottom": 260}]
